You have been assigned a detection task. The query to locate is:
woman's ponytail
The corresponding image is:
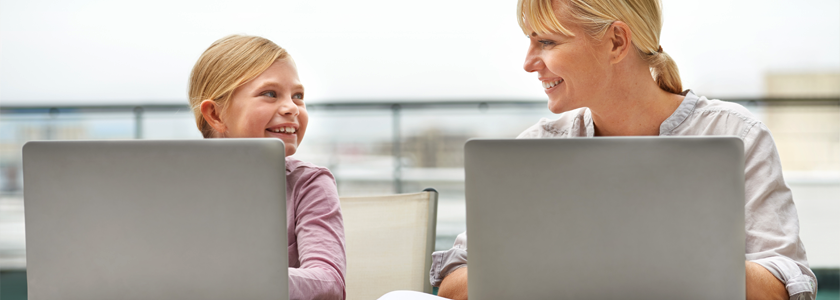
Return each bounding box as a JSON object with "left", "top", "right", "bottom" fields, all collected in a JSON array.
[{"left": 648, "top": 49, "right": 682, "bottom": 94}]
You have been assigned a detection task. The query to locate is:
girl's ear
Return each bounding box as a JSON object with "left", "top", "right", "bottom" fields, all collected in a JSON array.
[{"left": 200, "top": 100, "right": 227, "bottom": 135}]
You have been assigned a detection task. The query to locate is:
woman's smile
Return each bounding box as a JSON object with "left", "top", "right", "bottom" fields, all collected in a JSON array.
[{"left": 541, "top": 79, "right": 564, "bottom": 93}]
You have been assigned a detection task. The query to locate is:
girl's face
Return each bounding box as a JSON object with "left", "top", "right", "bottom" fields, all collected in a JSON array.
[
  {"left": 222, "top": 58, "right": 308, "bottom": 156},
  {"left": 522, "top": 20, "right": 612, "bottom": 114}
]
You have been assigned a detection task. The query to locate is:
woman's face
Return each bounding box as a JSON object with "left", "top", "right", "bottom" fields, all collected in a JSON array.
[
  {"left": 221, "top": 58, "right": 308, "bottom": 156},
  {"left": 523, "top": 20, "right": 612, "bottom": 114}
]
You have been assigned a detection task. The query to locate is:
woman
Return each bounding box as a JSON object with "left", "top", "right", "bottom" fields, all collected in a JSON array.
[
  {"left": 429, "top": 1, "right": 816, "bottom": 299},
  {"left": 189, "top": 35, "right": 346, "bottom": 300}
]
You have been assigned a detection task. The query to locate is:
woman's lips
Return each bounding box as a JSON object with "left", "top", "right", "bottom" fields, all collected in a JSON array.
[
  {"left": 543, "top": 79, "right": 564, "bottom": 93},
  {"left": 542, "top": 79, "right": 564, "bottom": 90}
]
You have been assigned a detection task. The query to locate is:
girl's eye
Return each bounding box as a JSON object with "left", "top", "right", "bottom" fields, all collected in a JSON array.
[
  {"left": 261, "top": 91, "right": 277, "bottom": 98},
  {"left": 292, "top": 93, "right": 304, "bottom": 100},
  {"left": 538, "top": 40, "right": 556, "bottom": 48}
]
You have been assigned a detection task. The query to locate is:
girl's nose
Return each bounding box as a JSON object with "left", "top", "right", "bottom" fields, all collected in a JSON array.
[{"left": 278, "top": 97, "right": 299, "bottom": 116}]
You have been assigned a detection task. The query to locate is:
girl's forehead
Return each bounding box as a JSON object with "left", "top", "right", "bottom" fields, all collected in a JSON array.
[
  {"left": 261, "top": 59, "right": 299, "bottom": 77},
  {"left": 235, "top": 59, "right": 301, "bottom": 91}
]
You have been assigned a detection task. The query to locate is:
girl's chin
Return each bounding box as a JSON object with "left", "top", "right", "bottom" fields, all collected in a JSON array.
[{"left": 284, "top": 144, "right": 298, "bottom": 156}]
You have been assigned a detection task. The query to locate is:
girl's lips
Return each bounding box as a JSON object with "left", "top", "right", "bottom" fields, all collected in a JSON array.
[
  {"left": 265, "top": 123, "right": 301, "bottom": 143},
  {"left": 266, "top": 131, "right": 298, "bottom": 147},
  {"left": 266, "top": 129, "right": 296, "bottom": 137},
  {"left": 266, "top": 125, "right": 298, "bottom": 134}
]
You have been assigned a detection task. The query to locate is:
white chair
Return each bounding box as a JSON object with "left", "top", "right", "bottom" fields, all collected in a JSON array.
[{"left": 340, "top": 188, "right": 438, "bottom": 300}]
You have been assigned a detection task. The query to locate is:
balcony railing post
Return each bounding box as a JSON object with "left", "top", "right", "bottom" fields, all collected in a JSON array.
[
  {"left": 392, "top": 104, "right": 402, "bottom": 194},
  {"left": 46, "top": 107, "right": 59, "bottom": 140},
  {"left": 133, "top": 106, "right": 144, "bottom": 139}
]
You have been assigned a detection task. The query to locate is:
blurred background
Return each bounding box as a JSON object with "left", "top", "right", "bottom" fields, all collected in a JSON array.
[{"left": 1, "top": 0, "right": 838, "bottom": 298}]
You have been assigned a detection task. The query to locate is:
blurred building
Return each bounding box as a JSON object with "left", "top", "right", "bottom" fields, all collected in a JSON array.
[
  {"left": 762, "top": 72, "right": 840, "bottom": 172},
  {"left": 766, "top": 73, "right": 840, "bottom": 98}
]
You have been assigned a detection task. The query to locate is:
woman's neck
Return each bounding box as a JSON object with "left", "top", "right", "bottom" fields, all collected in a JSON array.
[{"left": 590, "top": 62, "right": 684, "bottom": 137}]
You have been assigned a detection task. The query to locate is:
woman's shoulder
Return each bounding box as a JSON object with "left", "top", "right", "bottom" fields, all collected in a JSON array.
[
  {"left": 670, "top": 92, "right": 764, "bottom": 139},
  {"left": 517, "top": 107, "right": 590, "bottom": 138},
  {"left": 693, "top": 94, "right": 758, "bottom": 121}
]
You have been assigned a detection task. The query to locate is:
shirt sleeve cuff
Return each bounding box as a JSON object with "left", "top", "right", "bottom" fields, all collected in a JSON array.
[
  {"left": 429, "top": 247, "right": 468, "bottom": 287},
  {"left": 750, "top": 257, "right": 817, "bottom": 300}
]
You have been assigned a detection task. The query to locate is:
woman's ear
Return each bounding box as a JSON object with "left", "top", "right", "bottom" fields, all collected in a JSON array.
[
  {"left": 200, "top": 99, "right": 227, "bottom": 135},
  {"left": 607, "top": 21, "right": 633, "bottom": 64}
]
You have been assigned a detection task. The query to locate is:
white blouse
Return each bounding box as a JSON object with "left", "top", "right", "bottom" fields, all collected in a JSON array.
[{"left": 429, "top": 90, "right": 817, "bottom": 300}]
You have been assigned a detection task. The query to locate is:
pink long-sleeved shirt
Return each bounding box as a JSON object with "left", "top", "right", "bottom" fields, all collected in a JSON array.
[{"left": 285, "top": 157, "right": 346, "bottom": 300}]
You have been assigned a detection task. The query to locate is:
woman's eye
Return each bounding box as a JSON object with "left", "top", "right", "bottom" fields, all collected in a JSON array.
[
  {"left": 261, "top": 91, "right": 277, "bottom": 98},
  {"left": 292, "top": 93, "right": 304, "bottom": 100},
  {"left": 539, "top": 40, "right": 556, "bottom": 48}
]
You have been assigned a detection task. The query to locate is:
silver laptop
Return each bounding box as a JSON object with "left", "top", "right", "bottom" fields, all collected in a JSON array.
[
  {"left": 465, "top": 137, "right": 745, "bottom": 299},
  {"left": 23, "top": 139, "right": 289, "bottom": 300}
]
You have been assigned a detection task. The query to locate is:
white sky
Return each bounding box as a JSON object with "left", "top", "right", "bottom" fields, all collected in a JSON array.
[{"left": 0, "top": 0, "right": 838, "bottom": 105}]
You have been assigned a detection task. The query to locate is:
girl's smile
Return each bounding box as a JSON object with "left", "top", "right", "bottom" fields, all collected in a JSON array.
[{"left": 219, "top": 58, "right": 308, "bottom": 156}]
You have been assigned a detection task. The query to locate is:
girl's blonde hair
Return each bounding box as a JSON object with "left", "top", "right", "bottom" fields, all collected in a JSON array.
[
  {"left": 517, "top": 0, "right": 682, "bottom": 94},
  {"left": 188, "top": 35, "right": 289, "bottom": 138}
]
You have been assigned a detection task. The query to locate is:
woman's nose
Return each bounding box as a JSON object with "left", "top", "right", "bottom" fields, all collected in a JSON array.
[{"left": 523, "top": 44, "right": 544, "bottom": 73}]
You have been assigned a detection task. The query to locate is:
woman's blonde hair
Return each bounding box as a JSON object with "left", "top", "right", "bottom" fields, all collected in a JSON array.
[
  {"left": 188, "top": 35, "right": 289, "bottom": 138},
  {"left": 517, "top": 0, "right": 682, "bottom": 94}
]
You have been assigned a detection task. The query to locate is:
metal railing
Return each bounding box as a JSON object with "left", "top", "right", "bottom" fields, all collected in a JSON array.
[
  {"left": 3, "top": 97, "right": 838, "bottom": 194},
  {"left": 1, "top": 98, "right": 839, "bottom": 269}
]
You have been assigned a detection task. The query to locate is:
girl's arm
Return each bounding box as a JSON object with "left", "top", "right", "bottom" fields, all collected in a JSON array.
[{"left": 289, "top": 168, "right": 346, "bottom": 300}]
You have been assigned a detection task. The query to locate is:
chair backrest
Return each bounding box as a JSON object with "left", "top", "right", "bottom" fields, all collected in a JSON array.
[{"left": 340, "top": 188, "right": 438, "bottom": 300}]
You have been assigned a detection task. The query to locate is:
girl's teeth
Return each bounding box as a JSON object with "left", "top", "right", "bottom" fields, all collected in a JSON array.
[{"left": 269, "top": 127, "right": 296, "bottom": 134}]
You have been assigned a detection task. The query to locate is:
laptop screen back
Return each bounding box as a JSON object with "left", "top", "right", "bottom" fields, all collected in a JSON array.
[
  {"left": 23, "top": 139, "right": 288, "bottom": 300},
  {"left": 465, "top": 137, "right": 745, "bottom": 300}
]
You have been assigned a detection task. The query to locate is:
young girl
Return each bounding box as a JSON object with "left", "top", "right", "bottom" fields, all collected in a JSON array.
[{"left": 188, "top": 35, "right": 346, "bottom": 300}]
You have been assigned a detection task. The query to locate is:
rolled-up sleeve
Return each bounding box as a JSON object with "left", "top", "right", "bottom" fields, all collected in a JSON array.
[
  {"left": 429, "top": 232, "right": 468, "bottom": 287},
  {"left": 742, "top": 122, "right": 817, "bottom": 300}
]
